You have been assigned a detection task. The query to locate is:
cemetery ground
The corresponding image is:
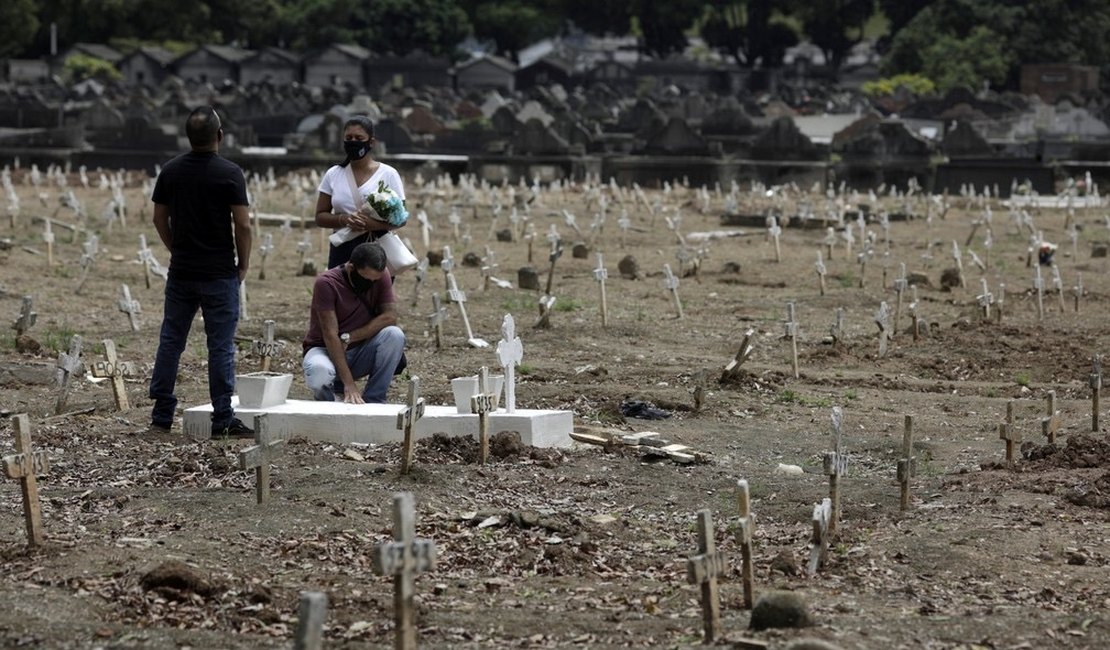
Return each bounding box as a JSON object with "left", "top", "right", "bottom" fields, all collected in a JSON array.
[{"left": 1, "top": 172, "right": 1109, "bottom": 650}]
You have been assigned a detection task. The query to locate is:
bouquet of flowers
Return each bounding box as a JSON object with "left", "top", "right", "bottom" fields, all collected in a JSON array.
[{"left": 330, "top": 180, "right": 409, "bottom": 246}]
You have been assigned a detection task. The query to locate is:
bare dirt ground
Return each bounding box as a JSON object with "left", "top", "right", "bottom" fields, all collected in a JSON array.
[{"left": 0, "top": 168, "right": 1108, "bottom": 649}]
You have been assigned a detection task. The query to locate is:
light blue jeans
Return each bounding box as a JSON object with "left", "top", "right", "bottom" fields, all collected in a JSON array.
[{"left": 302, "top": 326, "right": 405, "bottom": 403}]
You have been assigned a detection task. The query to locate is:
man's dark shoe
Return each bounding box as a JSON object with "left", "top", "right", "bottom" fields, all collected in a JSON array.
[
  {"left": 215, "top": 418, "right": 255, "bottom": 439},
  {"left": 147, "top": 423, "right": 172, "bottom": 435}
]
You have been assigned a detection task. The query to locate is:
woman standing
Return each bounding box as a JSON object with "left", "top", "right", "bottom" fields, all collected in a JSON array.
[{"left": 315, "top": 116, "right": 406, "bottom": 269}]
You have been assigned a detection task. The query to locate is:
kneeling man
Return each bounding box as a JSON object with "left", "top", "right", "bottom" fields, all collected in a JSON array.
[{"left": 302, "top": 242, "right": 405, "bottom": 403}]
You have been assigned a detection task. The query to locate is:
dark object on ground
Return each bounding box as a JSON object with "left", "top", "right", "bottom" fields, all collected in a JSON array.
[
  {"left": 620, "top": 399, "right": 671, "bottom": 420},
  {"left": 749, "top": 591, "right": 813, "bottom": 630}
]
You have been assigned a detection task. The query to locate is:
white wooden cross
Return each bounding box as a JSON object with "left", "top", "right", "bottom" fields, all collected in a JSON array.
[
  {"left": 824, "top": 407, "right": 848, "bottom": 535},
  {"left": 998, "top": 401, "right": 1020, "bottom": 467},
  {"left": 1051, "top": 265, "right": 1065, "bottom": 313},
  {"left": 544, "top": 242, "right": 563, "bottom": 296},
  {"left": 996, "top": 282, "right": 1005, "bottom": 324},
  {"left": 1042, "top": 390, "right": 1061, "bottom": 444},
  {"left": 1091, "top": 354, "right": 1102, "bottom": 432},
  {"left": 496, "top": 314, "right": 524, "bottom": 413},
  {"left": 822, "top": 227, "right": 837, "bottom": 260},
  {"left": 252, "top": 320, "right": 281, "bottom": 372},
  {"left": 54, "top": 334, "right": 83, "bottom": 415},
  {"left": 91, "top": 338, "right": 135, "bottom": 411},
  {"left": 118, "top": 284, "right": 142, "bottom": 332},
  {"left": 373, "top": 492, "right": 437, "bottom": 650},
  {"left": 874, "top": 301, "right": 891, "bottom": 358},
  {"left": 562, "top": 209, "right": 584, "bottom": 239},
  {"left": 593, "top": 253, "right": 609, "bottom": 327},
  {"left": 238, "top": 414, "right": 285, "bottom": 504},
  {"left": 445, "top": 272, "right": 487, "bottom": 348},
  {"left": 976, "top": 278, "right": 994, "bottom": 321},
  {"left": 447, "top": 207, "right": 461, "bottom": 242},
  {"left": 806, "top": 497, "right": 832, "bottom": 577},
  {"left": 479, "top": 246, "right": 497, "bottom": 291},
  {"left": 815, "top": 251, "right": 827, "bottom": 296},
  {"left": 1073, "top": 273, "right": 1083, "bottom": 314},
  {"left": 257, "top": 232, "right": 274, "bottom": 280},
  {"left": 784, "top": 302, "right": 799, "bottom": 379},
  {"left": 768, "top": 216, "right": 782, "bottom": 262},
  {"left": 293, "top": 591, "right": 328, "bottom": 650},
  {"left": 410, "top": 258, "right": 429, "bottom": 308},
  {"left": 471, "top": 367, "right": 497, "bottom": 464},
  {"left": 75, "top": 235, "right": 99, "bottom": 294},
  {"left": 137, "top": 233, "right": 168, "bottom": 288},
  {"left": 11, "top": 295, "right": 36, "bottom": 337},
  {"left": 685, "top": 509, "right": 726, "bottom": 643},
  {"left": 440, "top": 245, "right": 455, "bottom": 286},
  {"left": 4, "top": 414, "right": 49, "bottom": 547},
  {"left": 662, "top": 264, "right": 684, "bottom": 319},
  {"left": 397, "top": 377, "right": 426, "bottom": 475},
  {"left": 427, "top": 293, "right": 447, "bottom": 350},
  {"left": 896, "top": 415, "right": 917, "bottom": 511},
  {"left": 735, "top": 479, "right": 755, "bottom": 609}
]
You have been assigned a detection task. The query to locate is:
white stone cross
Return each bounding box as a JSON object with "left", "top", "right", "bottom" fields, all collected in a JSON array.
[
  {"left": 293, "top": 591, "right": 328, "bottom": 650},
  {"left": 258, "top": 232, "right": 274, "bottom": 280},
  {"left": 118, "top": 284, "right": 142, "bottom": 332},
  {"left": 373, "top": 492, "right": 437, "bottom": 650},
  {"left": 238, "top": 414, "right": 285, "bottom": 504},
  {"left": 11, "top": 295, "right": 36, "bottom": 337},
  {"left": 976, "top": 278, "right": 994, "bottom": 321},
  {"left": 496, "top": 314, "right": 523, "bottom": 413},
  {"left": 397, "top": 377, "right": 426, "bottom": 475},
  {"left": 440, "top": 245, "right": 455, "bottom": 282},
  {"left": 54, "top": 335, "right": 83, "bottom": 415},
  {"left": 4, "top": 414, "right": 50, "bottom": 547},
  {"left": 91, "top": 338, "right": 135, "bottom": 411},
  {"left": 593, "top": 253, "right": 609, "bottom": 327},
  {"left": 662, "top": 264, "right": 684, "bottom": 319}
]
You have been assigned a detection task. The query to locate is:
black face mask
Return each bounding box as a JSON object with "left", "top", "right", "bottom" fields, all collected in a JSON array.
[
  {"left": 347, "top": 267, "right": 375, "bottom": 294},
  {"left": 344, "top": 139, "right": 370, "bottom": 161}
]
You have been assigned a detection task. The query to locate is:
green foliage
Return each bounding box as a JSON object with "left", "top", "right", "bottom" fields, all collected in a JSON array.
[
  {"left": 373, "top": 0, "right": 472, "bottom": 58},
  {"left": 788, "top": 0, "right": 874, "bottom": 71},
  {"left": 0, "top": 0, "right": 38, "bottom": 59},
  {"left": 63, "top": 54, "right": 122, "bottom": 82},
  {"left": 469, "top": 1, "right": 560, "bottom": 58},
  {"left": 699, "top": 0, "right": 799, "bottom": 66},
  {"left": 1014, "top": 370, "right": 1032, "bottom": 388},
  {"left": 40, "top": 325, "right": 79, "bottom": 355},
  {"left": 920, "top": 26, "right": 1011, "bottom": 92},
  {"left": 630, "top": 0, "right": 703, "bottom": 57},
  {"left": 862, "top": 73, "right": 936, "bottom": 97},
  {"left": 517, "top": 363, "right": 534, "bottom": 376},
  {"left": 777, "top": 389, "right": 832, "bottom": 408},
  {"left": 554, "top": 298, "right": 582, "bottom": 312}
]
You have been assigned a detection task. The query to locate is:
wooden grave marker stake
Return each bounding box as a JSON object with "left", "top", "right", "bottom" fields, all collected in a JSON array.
[
  {"left": 721, "top": 328, "right": 755, "bottom": 382},
  {"left": 410, "top": 258, "right": 428, "bottom": 308},
  {"left": 74, "top": 235, "right": 99, "bottom": 295},
  {"left": 1034, "top": 266, "right": 1045, "bottom": 321},
  {"left": 496, "top": 314, "right": 524, "bottom": 413},
  {"left": 1051, "top": 265, "right": 1066, "bottom": 313},
  {"left": 240, "top": 280, "right": 250, "bottom": 321},
  {"left": 90, "top": 339, "right": 135, "bottom": 411},
  {"left": 252, "top": 320, "right": 280, "bottom": 372},
  {"left": 996, "top": 282, "right": 1005, "bottom": 324},
  {"left": 296, "top": 231, "right": 313, "bottom": 273},
  {"left": 3, "top": 414, "right": 50, "bottom": 547},
  {"left": 1041, "top": 390, "right": 1061, "bottom": 444},
  {"left": 54, "top": 335, "right": 83, "bottom": 415},
  {"left": 736, "top": 479, "right": 755, "bottom": 609},
  {"left": 593, "top": 253, "right": 609, "bottom": 327},
  {"left": 544, "top": 241, "right": 563, "bottom": 296},
  {"left": 11, "top": 295, "right": 36, "bottom": 337},
  {"left": 373, "top": 492, "right": 437, "bottom": 650},
  {"left": 823, "top": 227, "right": 836, "bottom": 260},
  {"left": 976, "top": 278, "right": 993, "bottom": 321},
  {"left": 427, "top": 293, "right": 447, "bottom": 350},
  {"left": 815, "top": 251, "right": 827, "bottom": 296},
  {"left": 117, "top": 284, "right": 142, "bottom": 332},
  {"left": 824, "top": 407, "right": 848, "bottom": 535},
  {"left": 1091, "top": 355, "right": 1102, "bottom": 432},
  {"left": 784, "top": 302, "right": 800, "bottom": 379},
  {"left": 685, "top": 509, "right": 727, "bottom": 644},
  {"left": 471, "top": 367, "right": 497, "bottom": 465},
  {"left": 874, "top": 301, "right": 891, "bottom": 358},
  {"left": 768, "top": 216, "right": 782, "bottom": 262},
  {"left": 829, "top": 307, "right": 845, "bottom": 347},
  {"left": 534, "top": 294, "right": 556, "bottom": 330},
  {"left": 909, "top": 286, "right": 921, "bottom": 342},
  {"left": 42, "top": 218, "right": 54, "bottom": 266},
  {"left": 998, "top": 401, "right": 1020, "bottom": 467},
  {"left": 293, "top": 591, "right": 328, "bottom": 650},
  {"left": 1073, "top": 273, "right": 1083, "bottom": 313},
  {"left": 397, "top": 377, "right": 426, "bottom": 475},
  {"left": 238, "top": 414, "right": 285, "bottom": 504},
  {"left": 951, "top": 240, "right": 966, "bottom": 288},
  {"left": 806, "top": 497, "right": 832, "bottom": 577},
  {"left": 662, "top": 264, "right": 684, "bottom": 319},
  {"left": 897, "top": 415, "right": 916, "bottom": 511}
]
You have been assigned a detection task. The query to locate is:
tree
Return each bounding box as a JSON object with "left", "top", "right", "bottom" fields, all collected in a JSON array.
[
  {"left": 465, "top": 1, "right": 560, "bottom": 59},
  {"left": 700, "top": 0, "right": 798, "bottom": 66},
  {"left": 630, "top": 0, "right": 702, "bottom": 58},
  {"left": 877, "top": 0, "right": 931, "bottom": 34},
  {"left": 372, "top": 0, "right": 471, "bottom": 57},
  {"left": 555, "top": 0, "right": 630, "bottom": 36},
  {"left": 0, "top": 0, "right": 39, "bottom": 58},
  {"left": 789, "top": 0, "right": 874, "bottom": 72}
]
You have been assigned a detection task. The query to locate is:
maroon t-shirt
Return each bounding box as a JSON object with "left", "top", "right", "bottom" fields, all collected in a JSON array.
[{"left": 302, "top": 266, "right": 396, "bottom": 354}]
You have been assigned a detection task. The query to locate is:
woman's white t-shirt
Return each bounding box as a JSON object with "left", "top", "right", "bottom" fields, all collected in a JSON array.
[{"left": 318, "top": 163, "right": 406, "bottom": 220}]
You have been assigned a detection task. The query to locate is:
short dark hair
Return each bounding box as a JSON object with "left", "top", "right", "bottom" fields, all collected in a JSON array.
[
  {"left": 344, "top": 115, "right": 374, "bottom": 139},
  {"left": 186, "top": 106, "right": 221, "bottom": 148},
  {"left": 350, "top": 242, "right": 387, "bottom": 271}
]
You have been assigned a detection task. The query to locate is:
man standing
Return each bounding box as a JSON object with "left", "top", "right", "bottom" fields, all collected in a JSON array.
[
  {"left": 149, "top": 106, "right": 253, "bottom": 437},
  {"left": 302, "top": 242, "right": 405, "bottom": 403}
]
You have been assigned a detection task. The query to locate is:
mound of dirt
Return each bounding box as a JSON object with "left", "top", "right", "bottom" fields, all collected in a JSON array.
[{"left": 1023, "top": 434, "right": 1110, "bottom": 469}]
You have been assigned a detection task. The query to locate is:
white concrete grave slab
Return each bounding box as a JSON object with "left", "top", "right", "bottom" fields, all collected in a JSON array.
[{"left": 184, "top": 397, "right": 573, "bottom": 448}]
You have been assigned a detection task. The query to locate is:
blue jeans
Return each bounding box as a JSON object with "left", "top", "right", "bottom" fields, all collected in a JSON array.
[
  {"left": 149, "top": 276, "right": 240, "bottom": 428},
  {"left": 302, "top": 326, "right": 405, "bottom": 403}
]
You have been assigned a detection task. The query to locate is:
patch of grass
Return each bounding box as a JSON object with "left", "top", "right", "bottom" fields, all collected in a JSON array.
[
  {"left": 844, "top": 389, "right": 858, "bottom": 401},
  {"left": 518, "top": 363, "right": 534, "bottom": 376},
  {"left": 500, "top": 295, "right": 534, "bottom": 312},
  {"left": 1014, "top": 371, "right": 1032, "bottom": 387},
  {"left": 40, "top": 325, "right": 80, "bottom": 354},
  {"left": 778, "top": 389, "right": 832, "bottom": 408},
  {"left": 554, "top": 298, "right": 582, "bottom": 313},
  {"left": 837, "top": 272, "right": 856, "bottom": 288}
]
